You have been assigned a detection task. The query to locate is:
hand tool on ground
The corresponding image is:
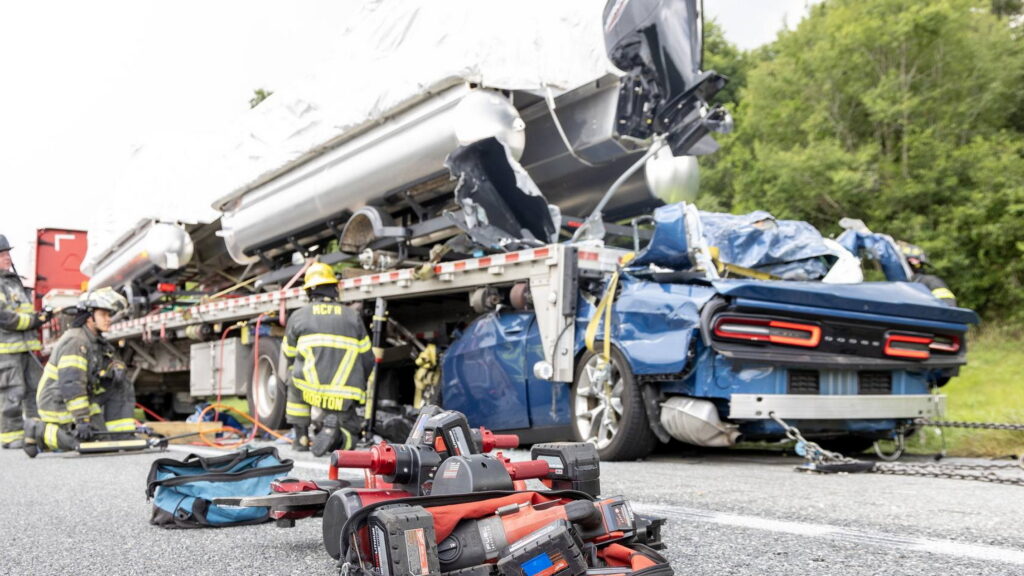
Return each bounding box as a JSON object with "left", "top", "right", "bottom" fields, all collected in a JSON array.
[{"left": 437, "top": 499, "right": 601, "bottom": 571}]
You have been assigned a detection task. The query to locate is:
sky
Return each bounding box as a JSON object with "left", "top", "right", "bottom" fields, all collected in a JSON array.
[{"left": 0, "top": 0, "right": 816, "bottom": 280}]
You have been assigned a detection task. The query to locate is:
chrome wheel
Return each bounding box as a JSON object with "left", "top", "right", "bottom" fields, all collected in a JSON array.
[
  {"left": 255, "top": 354, "right": 278, "bottom": 419},
  {"left": 573, "top": 354, "right": 625, "bottom": 450}
]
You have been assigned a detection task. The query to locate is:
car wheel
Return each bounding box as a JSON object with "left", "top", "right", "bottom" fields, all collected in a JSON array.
[
  {"left": 570, "top": 344, "right": 656, "bottom": 461},
  {"left": 247, "top": 337, "right": 286, "bottom": 430}
]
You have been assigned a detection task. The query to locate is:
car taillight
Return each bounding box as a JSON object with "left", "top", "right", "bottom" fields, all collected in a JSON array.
[
  {"left": 929, "top": 335, "right": 961, "bottom": 353},
  {"left": 713, "top": 317, "right": 822, "bottom": 348},
  {"left": 884, "top": 333, "right": 932, "bottom": 359}
]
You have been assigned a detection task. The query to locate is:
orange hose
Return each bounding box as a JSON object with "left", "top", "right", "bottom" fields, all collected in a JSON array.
[{"left": 195, "top": 401, "right": 285, "bottom": 449}]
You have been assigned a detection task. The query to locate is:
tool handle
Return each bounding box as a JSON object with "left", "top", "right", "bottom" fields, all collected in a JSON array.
[
  {"left": 333, "top": 449, "right": 374, "bottom": 469},
  {"left": 506, "top": 459, "right": 551, "bottom": 480},
  {"left": 477, "top": 427, "right": 520, "bottom": 452}
]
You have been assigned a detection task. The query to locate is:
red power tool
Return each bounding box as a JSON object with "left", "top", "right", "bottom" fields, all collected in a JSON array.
[
  {"left": 436, "top": 500, "right": 601, "bottom": 571},
  {"left": 213, "top": 407, "right": 521, "bottom": 527}
]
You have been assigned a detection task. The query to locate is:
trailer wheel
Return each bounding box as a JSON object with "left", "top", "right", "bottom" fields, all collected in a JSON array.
[
  {"left": 246, "top": 337, "right": 287, "bottom": 431},
  {"left": 570, "top": 344, "right": 657, "bottom": 461}
]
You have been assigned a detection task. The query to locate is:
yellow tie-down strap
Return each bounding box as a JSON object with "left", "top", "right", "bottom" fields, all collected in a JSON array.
[{"left": 584, "top": 252, "right": 635, "bottom": 363}]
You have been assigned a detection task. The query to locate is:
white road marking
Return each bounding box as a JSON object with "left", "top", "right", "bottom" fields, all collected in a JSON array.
[
  {"left": 165, "top": 445, "right": 1024, "bottom": 565},
  {"left": 635, "top": 503, "right": 1024, "bottom": 565}
]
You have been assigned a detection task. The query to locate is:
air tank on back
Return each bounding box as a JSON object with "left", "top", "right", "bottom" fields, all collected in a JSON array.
[
  {"left": 218, "top": 87, "right": 527, "bottom": 265},
  {"left": 84, "top": 222, "right": 194, "bottom": 290}
]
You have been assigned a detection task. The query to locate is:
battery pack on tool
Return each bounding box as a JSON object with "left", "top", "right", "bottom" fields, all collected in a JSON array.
[
  {"left": 423, "top": 411, "right": 476, "bottom": 457},
  {"left": 368, "top": 504, "right": 441, "bottom": 576},
  {"left": 323, "top": 488, "right": 413, "bottom": 560},
  {"left": 578, "top": 497, "right": 634, "bottom": 542},
  {"left": 496, "top": 520, "right": 587, "bottom": 576},
  {"left": 529, "top": 443, "right": 601, "bottom": 497}
]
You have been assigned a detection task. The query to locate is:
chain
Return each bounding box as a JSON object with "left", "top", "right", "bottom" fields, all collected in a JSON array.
[
  {"left": 917, "top": 419, "right": 1024, "bottom": 431},
  {"left": 769, "top": 412, "right": 859, "bottom": 465},
  {"left": 874, "top": 460, "right": 1024, "bottom": 487},
  {"left": 771, "top": 412, "right": 1024, "bottom": 486}
]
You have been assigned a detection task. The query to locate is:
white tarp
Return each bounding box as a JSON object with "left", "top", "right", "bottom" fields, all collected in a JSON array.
[{"left": 85, "top": 0, "right": 614, "bottom": 274}]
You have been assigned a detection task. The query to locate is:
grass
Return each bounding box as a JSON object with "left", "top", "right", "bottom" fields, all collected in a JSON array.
[{"left": 907, "top": 326, "right": 1024, "bottom": 458}]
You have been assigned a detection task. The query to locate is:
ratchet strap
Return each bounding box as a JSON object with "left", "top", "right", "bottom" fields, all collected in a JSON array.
[{"left": 584, "top": 252, "right": 635, "bottom": 362}]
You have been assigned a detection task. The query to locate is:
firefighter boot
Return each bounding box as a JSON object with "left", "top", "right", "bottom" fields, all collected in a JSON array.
[
  {"left": 22, "top": 419, "right": 41, "bottom": 458},
  {"left": 293, "top": 425, "right": 310, "bottom": 452},
  {"left": 311, "top": 414, "right": 341, "bottom": 457}
]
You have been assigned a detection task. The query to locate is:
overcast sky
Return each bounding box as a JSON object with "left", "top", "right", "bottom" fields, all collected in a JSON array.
[{"left": 0, "top": 0, "right": 815, "bottom": 277}]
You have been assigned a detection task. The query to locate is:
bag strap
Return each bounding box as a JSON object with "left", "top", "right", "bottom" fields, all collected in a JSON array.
[{"left": 146, "top": 447, "right": 289, "bottom": 497}]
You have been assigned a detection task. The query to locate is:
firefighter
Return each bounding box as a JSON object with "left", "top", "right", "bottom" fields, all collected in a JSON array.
[
  {"left": 23, "top": 287, "right": 135, "bottom": 456},
  {"left": 0, "top": 234, "right": 48, "bottom": 449},
  {"left": 898, "top": 242, "right": 958, "bottom": 307},
  {"left": 283, "top": 262, "right": 374, "bottom": 456}
]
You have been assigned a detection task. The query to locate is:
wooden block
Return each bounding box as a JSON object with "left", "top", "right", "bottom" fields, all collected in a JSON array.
[{"left": 146, "top": 421, "right": 224, "bottom": 444}]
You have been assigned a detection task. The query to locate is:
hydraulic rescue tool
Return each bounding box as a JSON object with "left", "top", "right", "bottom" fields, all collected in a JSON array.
[
  {"left": 331, "top": 491, "right": 670, "bottom": 576},
  {"left": 213, "top": 408, "right": 520, "bottom": 525},
  {"left": 73, "top": 429, "right": 196, "bottom": 455},
  {"left": 436, "top": 500, "right": 601, "bottom": 571}
]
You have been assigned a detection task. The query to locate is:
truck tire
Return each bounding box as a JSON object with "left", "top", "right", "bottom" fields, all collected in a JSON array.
[
  {"left": 246, "top": 337, "right": 287, "bottom": 431},
  {"left": 570, "top": 344, "right": 657, "bottom": 461}
]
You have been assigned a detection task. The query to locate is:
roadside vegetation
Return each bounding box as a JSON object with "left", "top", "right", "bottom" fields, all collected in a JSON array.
[
  {"left": 701, "top": 0, "right": 1024, "bottom": 325},
  {"left": 700, "top": 0, "right": 1024, "bottom": 456},
  {"left": 911, "top": 327, "right": 1024, "bottom": 457}
]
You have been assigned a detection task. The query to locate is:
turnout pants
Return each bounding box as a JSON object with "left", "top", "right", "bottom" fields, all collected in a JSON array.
[
  {"left": 26, "top": 377, "right": 137, "bottom": 453},
  {"left": 0, "top": 353, "right": 41, "bottom": 446},
  {"left": 91, "top": 378, "right": 137, "bottom": 432},
  {"left": 285, "top": 381, "right": 361, "bottom": 450}
]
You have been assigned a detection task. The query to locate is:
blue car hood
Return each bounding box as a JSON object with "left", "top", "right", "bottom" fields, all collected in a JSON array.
[{"left": 712, "top": 279, "right": 980, "bottom": 326}]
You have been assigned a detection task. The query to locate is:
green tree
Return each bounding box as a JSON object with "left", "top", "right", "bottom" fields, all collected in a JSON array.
[{"left": 700, "top": 0, "right": 1024, "bottom": 323}]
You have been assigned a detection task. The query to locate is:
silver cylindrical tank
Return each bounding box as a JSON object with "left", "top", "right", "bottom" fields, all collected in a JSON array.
[
  {"left": 86, "top": 222, "right": 194, "bottom": 290},
  {"left": 219, "top": 86, "right": 527, "bottom": 265}
]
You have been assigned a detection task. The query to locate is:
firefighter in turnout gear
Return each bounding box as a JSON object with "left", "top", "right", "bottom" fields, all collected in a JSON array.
[
  {"left": 0, "top": 235, "right": 47, "bottom": 449},
  {"left": 23, "top": 288, "right": 135, "bottom": 457},
  {"left": 898, "top": 241, "right": 958, "bottom": 307},
  {"left": 284, "top": 263, "right": 373, "bottom": 456}
]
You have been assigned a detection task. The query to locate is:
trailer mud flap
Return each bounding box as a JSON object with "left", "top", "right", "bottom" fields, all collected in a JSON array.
[{"left": 445, "top": 137, "right": 558, "bottom": 252}]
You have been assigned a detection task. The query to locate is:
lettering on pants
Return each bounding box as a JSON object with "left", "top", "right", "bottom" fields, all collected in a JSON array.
[{"left": 302, "top": 390, "right": 347, "bottom": 412}]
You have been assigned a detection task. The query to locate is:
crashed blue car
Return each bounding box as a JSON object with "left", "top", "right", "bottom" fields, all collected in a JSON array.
[{"left": 441, "top": 203, "right": 978, "bottom": 461}]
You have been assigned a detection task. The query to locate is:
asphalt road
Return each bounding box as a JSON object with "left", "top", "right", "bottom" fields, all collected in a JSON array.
[{"left": 1, "top": 442, "right": 1022, "bottom": 576}]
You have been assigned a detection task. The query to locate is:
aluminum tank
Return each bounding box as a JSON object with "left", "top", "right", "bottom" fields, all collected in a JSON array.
[
  {"left": 85, "top": 222, "right": 194, "bottom": 290},
  {"left": 219, "top": 86, "right": 527, "bottom": 265}
]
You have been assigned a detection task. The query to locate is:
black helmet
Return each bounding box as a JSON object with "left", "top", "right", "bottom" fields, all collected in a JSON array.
[
  {"left": 0, "top": 234, "right": 11, "bottom": 253},
  {"left": 897, "top": 241, "right": 928, "bottom": 269}
]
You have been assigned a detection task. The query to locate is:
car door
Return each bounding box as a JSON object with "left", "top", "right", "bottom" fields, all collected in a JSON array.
[{"left": 440, "top": 311, "right": 531, "bottom": 430}]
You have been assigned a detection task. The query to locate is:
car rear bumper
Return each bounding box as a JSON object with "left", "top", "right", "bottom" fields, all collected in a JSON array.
[{"left": 728, "top": 393, "right": 945, "bottom": 420}]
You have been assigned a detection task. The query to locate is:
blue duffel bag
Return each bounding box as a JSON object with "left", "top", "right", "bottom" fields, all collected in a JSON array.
[{"left": 145, "top": 446, "right": 294, "bottom": 528}]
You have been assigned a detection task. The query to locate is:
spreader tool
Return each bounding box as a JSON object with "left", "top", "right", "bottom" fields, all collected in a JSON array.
[{"left": 73, "top": 429, "right": 198, "bottom": 455}]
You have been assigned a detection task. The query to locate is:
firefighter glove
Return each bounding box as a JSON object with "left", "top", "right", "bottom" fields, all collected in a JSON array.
[
  {"left": 74, "top": 420, "right": 95, "bottom": 441},
  {"left": 26, "top": 313, "right": 47, "bottom": 330}
]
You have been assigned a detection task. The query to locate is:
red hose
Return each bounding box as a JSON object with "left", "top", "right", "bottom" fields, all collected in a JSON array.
[
  {"left": 215, "top": 324, "right": 241, "bottom": 421},
  {"left": 249, "top": 314, "right": 266, "bottom": 442},
  {"left": 135, "top": 402, "right": 167, "bottom": 422}
]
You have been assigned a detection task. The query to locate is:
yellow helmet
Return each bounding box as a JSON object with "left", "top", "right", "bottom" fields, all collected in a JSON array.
[{"left": 302, "top": 262, "right": 338, "bottom": 290}]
